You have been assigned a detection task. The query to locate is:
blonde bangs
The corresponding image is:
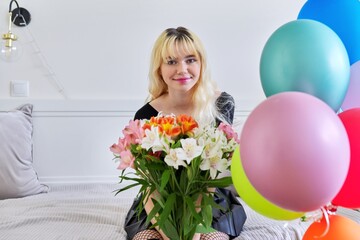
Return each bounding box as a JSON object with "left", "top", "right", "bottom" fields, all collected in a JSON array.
[{"left": 160, "top": 36, "right": 200, "bottom": 62}]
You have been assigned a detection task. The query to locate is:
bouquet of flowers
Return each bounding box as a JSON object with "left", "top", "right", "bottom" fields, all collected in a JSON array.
[{"left": 110, "top": 114, "right": 240, "bottom": 240}]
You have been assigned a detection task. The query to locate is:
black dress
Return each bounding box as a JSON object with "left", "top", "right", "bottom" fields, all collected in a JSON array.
[{"left": 124, "top": 92, "right": 247, "bottom": 239}]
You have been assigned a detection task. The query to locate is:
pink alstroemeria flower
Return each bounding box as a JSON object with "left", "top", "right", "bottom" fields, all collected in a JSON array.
[
  {"left": 218, "top": 122, "right": 240, "bottom": 144},
  {"left": 110, "top": 137, "right": 128, "bottom": 155},
  {"left": 123, "top": 119, "right": 144, "bottom": 145},
  {"left": 117, "top": 150, "right": 135, "bottom": 169}
]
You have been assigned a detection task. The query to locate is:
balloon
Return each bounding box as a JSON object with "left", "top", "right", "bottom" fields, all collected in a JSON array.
[
  {"left": 298, "top": 0, "right": 360, "bottom": 65},
  {"left": 302, "top": 214, "right": 360, "bottom": 240},
  {"left": 342, "top": 61, "right": 360, "bottom": 110},
  {"left": 332, "top": 108, "right": 360, "bottom": 208},
  {"left": 260, "top": 19, "right": 350, "bottom": 112},
  {"left": 240, "top": 92, "right": 350, "bottom": 212},
  {"left": 231, "top": 147, "right": 304, "bottom": 220}
]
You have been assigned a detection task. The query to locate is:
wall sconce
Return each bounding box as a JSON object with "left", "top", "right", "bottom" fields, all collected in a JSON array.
[{"left": 1, "top": 0, "right": 31, "bottom": 62}]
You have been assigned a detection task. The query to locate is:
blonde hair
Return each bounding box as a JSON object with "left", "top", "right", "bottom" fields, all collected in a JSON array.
[{"left": 147, "top": 27, "right": 221, "bottom": 124}]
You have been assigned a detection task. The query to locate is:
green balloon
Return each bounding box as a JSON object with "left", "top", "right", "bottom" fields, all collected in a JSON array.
[{"left": 231, "top": 147, "right": 304, "bottom": 220}]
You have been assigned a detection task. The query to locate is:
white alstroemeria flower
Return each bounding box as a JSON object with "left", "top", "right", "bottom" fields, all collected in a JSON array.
[
  {"left": 196, "top": 136, "right": 205, "bottom": 147},
  {"left": 208, "top": 130, "right": 228, "bottom": 152},
  {"left": 202, "top": 138, "right": 223, "bottom": 160},
  {"left": 164, "top": 148, "right": 187, "bottom": 169},
  {"left": 193, "top": 126, "right": 205, "bottom": 139},
  {"left": 200, "top": 152, "right": 229, "bottom": 179},
  {"left": 213, "top": 129, "right": 228, "bottom": 143},
  {"left": 201, "top": 150, "right": 221, "bottom": 169},
  {"left": 141, "top": 126, "right": 164, "bottom": 151},
  {"left": 158, "top": 134, "right": 174, "bottom": 154},
  {"left": 222, "top": 138, "right": 238, "bottom": 152},
  {"left": 180, "top": 138, "right": 203, "bottom": 164}
]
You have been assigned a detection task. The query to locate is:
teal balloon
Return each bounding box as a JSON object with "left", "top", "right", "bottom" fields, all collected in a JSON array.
[
  {"left": 260, "top": 19, "right": 350, "bottom": 111},
  {"left": 298, "top": 0, "right": 360, "bottom": 65}
]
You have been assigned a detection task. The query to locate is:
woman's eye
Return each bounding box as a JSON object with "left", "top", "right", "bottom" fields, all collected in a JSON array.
[
  {"left": 186, "top": 58, "right": 197, "bottom": 64},
  {"left": 167, "top": 60, "right": 177, "bottom": 65}
]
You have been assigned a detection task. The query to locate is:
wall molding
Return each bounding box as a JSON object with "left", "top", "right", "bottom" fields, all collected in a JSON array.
[
  {"left": 0, "top": 99, "right": 253, "bottom": 116},
  {"left": 0, "top": 99, "right": 144, "bottom": 112}
]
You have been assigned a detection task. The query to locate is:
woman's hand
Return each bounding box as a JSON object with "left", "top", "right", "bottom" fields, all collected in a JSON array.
[{"left": 144, "top": 190, "right": 208, "bottom": 240}]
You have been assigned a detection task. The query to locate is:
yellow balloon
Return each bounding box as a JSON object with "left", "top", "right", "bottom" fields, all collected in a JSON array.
[{"left": 231, "top": 146, "right": 304, "bottom": 220}]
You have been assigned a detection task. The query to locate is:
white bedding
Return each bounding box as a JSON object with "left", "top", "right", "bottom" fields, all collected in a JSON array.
[{"left": 0, "top": 183, "right": 359, "bottom": 240}]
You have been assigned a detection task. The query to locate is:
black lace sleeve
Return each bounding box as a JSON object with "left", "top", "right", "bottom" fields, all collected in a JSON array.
[{"left": 216, "top": 92, "right": 235, "bottom": 125}]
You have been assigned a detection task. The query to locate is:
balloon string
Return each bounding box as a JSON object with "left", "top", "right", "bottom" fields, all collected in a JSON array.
[{"left": 314, "top": 207, "right": 330, "bottom": 238}]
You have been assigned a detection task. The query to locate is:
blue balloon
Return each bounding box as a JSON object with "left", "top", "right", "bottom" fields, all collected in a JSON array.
[
  {"left": 260, "top": 19, "right": 350, "bottom": 112},
  {"left": 298, "top": 0, "right": 360, "bottom": 65}
]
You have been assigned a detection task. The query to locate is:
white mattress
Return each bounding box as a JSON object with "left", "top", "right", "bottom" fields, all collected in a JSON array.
[{"left": 0, "top": 183, "right": 358, "bottom": 240}]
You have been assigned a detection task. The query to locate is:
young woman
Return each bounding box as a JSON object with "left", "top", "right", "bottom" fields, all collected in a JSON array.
[{"left": 124, "top": 27, "right": 246, "bottom": 240}]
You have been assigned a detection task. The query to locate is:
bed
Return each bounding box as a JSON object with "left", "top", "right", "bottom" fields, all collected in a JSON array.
[
  {"left": 0, "top": 102, "right": 359, "bottom": 240},
  {"left": 0, "top": 182, "right": 359, "bottom": 240}
]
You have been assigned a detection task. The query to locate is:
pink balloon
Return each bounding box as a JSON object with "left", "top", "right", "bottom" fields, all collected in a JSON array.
[
  {"left": 342, "top": 61, "right": 360, "bottom": 110},
  {"left": 240, "top": 92, "right": 350, "bottom": 212}
]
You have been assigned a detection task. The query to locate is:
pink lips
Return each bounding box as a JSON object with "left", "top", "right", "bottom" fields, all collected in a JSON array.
[{"left": 174, "top": 77, "right": 191, "bottom": 84}]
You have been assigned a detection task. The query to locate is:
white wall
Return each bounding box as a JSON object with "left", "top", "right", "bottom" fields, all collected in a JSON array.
[
  {"left": 0, "top": 99, "right": 250, "bottom": 183},
  {"left": 1, "top": 0, "right": 306, "bottom": 111},
  {"left": 1, "top": 1, "right": 307, "bottom": 183}
]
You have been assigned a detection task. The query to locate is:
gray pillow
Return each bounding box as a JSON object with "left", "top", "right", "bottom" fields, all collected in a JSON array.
[{"left": 0, "top": 104, "right": 48, "bottom": 199}]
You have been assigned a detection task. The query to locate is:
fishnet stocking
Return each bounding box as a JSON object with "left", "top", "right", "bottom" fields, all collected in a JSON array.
[
  {"left": 132, "top": 230, "right": 229, "bottom": 240},
  {"left": 132, "top": 229, "right": 163, "bottom": 240},
  {"left": 200, "top": 231, "right": 229, "bottom": 240}
]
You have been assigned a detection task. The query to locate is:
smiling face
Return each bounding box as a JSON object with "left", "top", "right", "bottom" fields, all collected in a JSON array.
[
  {"left": 148, "top": 27, "right": 208, "bottom": 100},
  {"left": 160, "top": 45, "right": 201, "bottom": 94}
]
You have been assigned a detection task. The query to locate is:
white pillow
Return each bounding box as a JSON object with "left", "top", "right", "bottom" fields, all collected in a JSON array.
[{"left": 0, "top": 104, "right": 48, "bottom": 199}]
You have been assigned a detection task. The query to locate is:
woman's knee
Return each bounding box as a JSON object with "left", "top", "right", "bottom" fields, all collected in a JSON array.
[
  {"left": 200, "top": 231, "right": 229, "bottom": 240},
  {"left": 132, "top": 229, "right": 163, "bottom": 240}
]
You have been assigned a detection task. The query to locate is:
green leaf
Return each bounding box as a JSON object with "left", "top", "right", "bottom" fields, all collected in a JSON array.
[
  {"left": 117, "top": 169, "right": 126, "bottom": 183},
  {"left": 136, "top": 158, "right": 147, "bottom": 172},
  {"left": 146, "top": 199, "right": 163, "bottom": 226},
  {"left": 162, "top": 220, "right": 180, "bottom": 240},
  {"left": 203, "top": 176, "right": 233, "bottom": 188},
  {"left": 172, "top": 140, "right": 181, "bottom": 148},
  {"left": 195, "top": 224, "right": 216, "bottom": 234},
  {"left": 184, "top": 220, "right": 198, "bottom": 236},
  {"left": 147, "top": 163, "right": 167, "bottom": 172},
  {"left": 160, "top": 170, "right": 171, "bottom": 193},
  {"left": 184, "top": 196, "right": 203, "bottom": 223},
  {"left": 187, "top": 164, "right": 194, "bottom": 180},
  {"left": 158, "top": 193, "right": 176, "bottom": 227},
  {"left": 202, "top": 192, "right": 225, "bottom": 211},
  {"left": 179, "top": 169, "right": 188, "bottom": 193},
  {"left": 119, "top": 175, "right": 149, "bottom": 185},
  {"left": 203, "top": 203, "right": 213, "bottom": 228},
  {"left": 114, "top": 182, "right": 141, "bottom": 195}
]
